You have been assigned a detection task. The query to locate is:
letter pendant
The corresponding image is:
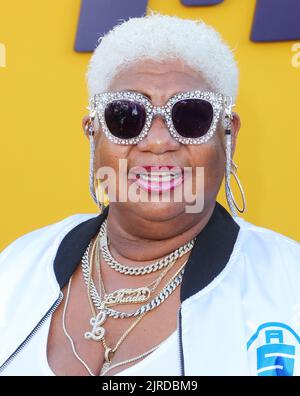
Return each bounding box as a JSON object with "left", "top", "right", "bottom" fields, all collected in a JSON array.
[{"left": 84, "top": 310, "right": 107, "bottom": 341}]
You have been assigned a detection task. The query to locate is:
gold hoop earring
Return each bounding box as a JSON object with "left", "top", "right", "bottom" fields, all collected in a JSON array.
[
  {"left": 95, "top": 178, "right": 109, "bottom": 214},
  {"left": 224, "top": 130, "right": 246, "bottom": 217},
  {"left": 228, "top": 162, "right": 246, "bottom": 214}
]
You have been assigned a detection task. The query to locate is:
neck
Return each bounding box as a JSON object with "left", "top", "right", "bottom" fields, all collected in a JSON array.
[{"left": 105, "top": 202, "right": 216, "bottom": 265}]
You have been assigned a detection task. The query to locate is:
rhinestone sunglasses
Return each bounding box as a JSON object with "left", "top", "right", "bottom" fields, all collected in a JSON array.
[{"left": 88, "top": 90, "right": 233, "bottom": 145}]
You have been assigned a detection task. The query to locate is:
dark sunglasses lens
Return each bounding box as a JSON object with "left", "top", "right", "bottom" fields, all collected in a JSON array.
[
  {"left": 104, "top": 100, "right": 146, "bottom": 139},
  {"left": 171, "top": 99, "right": 214, "bottom": 138}
]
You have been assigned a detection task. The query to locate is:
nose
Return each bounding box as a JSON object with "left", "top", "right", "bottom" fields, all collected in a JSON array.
[{"left": 137, "top": 114, "right": 180, "bottom": 154}]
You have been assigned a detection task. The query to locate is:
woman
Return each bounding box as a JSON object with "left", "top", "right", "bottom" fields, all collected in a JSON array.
[{"left": 1, "top": 14, "right": 300, "bottom": 376}]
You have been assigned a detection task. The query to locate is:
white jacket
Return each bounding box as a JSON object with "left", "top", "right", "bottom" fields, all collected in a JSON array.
[{"left": 1, "top": 203, "right": 300, "bottom": 376}]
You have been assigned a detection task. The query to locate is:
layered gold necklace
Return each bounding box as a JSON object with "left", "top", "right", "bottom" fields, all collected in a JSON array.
[{"left": 78, "top": 220, "right": 195, "bottom": 375}]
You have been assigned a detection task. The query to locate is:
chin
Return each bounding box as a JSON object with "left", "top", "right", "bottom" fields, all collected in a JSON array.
[{"left": 126, "top": 200, "right": 187, "bottom": 222}]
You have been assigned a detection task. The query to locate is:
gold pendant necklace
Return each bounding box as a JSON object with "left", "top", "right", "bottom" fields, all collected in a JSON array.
[
  {"left": 83, "top": 284, "right": 150, "bottom": 341},
  {"left": 101, "top": 287, "right": 151, "bottom": 307},
  {"left": 84, "top": 310, "right": 107, "bottom": 341}
]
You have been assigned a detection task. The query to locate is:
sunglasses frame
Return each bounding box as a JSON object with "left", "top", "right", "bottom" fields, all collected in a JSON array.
[{"left": 88, "top": 90, "right": 232, "bottom": 145}]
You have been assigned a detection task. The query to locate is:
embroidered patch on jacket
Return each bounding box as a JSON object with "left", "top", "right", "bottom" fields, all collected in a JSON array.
[{"left": 247, "top": 322, "right": 300, "bottom": 376}]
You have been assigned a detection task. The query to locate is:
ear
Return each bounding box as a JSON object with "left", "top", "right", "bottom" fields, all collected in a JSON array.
[
  {"left": 230, "top": 112, "right": 241, "bottom": 157},
  {"left": 82, "top": 115, "right": 91, "bottom": 139}
]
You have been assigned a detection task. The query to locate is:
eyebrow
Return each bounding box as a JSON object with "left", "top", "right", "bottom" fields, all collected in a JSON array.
[
  {"left": 126, "top": 89, "right": 152, "bottom": 99},
  {"left": 126, "top": 89, "right": 185, "bottom": 100}
]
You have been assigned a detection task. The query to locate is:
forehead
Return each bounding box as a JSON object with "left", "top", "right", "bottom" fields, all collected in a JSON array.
[{"left": 107, "top": 58, "right": 213, "bottom": 100}]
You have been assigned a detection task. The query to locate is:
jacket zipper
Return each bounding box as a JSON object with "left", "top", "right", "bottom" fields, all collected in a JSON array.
[
  {"left": 0, "top": 291, "right": 64, "bottom": 374},
  {"left": 177, "top": 306, "right": 185, "bottom": 376}
]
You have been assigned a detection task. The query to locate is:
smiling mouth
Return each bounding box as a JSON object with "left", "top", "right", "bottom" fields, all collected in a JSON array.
[{"left": 129, "top": 166, "right": 185, "bottom": 193}]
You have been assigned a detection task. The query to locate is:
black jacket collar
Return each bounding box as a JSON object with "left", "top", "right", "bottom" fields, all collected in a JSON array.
[{"left": 53, "top": 202, "right": 240, "bottom": 303}]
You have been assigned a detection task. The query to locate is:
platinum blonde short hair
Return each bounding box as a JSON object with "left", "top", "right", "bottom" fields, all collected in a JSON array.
[{"left": 86, "top": 13, "right": 239, "bottom": 101}]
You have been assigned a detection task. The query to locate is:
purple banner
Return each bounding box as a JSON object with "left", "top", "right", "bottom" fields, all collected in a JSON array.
[
  {"left": 181, "top": 0, "right": 223, "bottom": 5},
  {"left": 74, "top": 0, "right": 300, "bottom": 51},
  {"left": 251, "top": 0, "right": 300, "bottom": 42},
  {"left": 74, "top": 0, "right": 148, "bottom": 52}
]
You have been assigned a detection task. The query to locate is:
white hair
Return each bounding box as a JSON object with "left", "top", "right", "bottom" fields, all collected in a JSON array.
[{"left": 86, "top": 13, "right": 239, "bottom": 101}]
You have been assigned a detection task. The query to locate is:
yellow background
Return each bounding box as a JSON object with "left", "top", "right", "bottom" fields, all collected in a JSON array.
[{"left": 0, "top": 0, "right": 299, "bottom": 251}]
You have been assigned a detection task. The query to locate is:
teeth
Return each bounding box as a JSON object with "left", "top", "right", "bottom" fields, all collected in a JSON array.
[
  {"left": 139, "top": 172, "right": 181, "bottom": 182},
  {"left": 138, "top": 171, "right": 181, "bottom": 176}
]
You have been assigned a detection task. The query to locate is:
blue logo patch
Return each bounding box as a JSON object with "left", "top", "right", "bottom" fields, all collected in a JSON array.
[{"left": 247, "top": 322, "right": 300, "bottom": 376}]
